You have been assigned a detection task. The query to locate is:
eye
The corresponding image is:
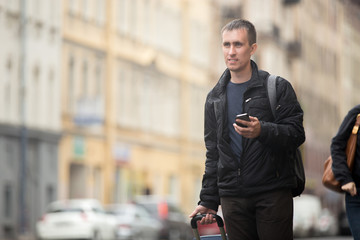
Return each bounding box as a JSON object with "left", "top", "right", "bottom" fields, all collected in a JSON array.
[
  {"left": 223, "top": 42, "right": 230, "bottom": 47},
  {"left": 234, "top": 42, "right": 242, "bottom": 47}
]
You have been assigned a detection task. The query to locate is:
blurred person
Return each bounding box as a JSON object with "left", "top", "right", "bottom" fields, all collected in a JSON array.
[
  {"left": 331, "top": 105, "right": 360, "bottom": 240},
  {"left": 189, "top": 19, "right": 305, "bottom": 240}
]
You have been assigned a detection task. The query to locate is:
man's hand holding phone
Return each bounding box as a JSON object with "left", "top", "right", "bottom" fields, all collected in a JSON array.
[
  {"left": 235, "top": 113, "right": 251, "bottom": 127},
  {"left": 234, "top": 113, "right": 261, "bottom": 138}
]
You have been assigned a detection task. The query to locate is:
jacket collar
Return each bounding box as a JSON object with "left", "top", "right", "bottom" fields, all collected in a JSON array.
[{"left": 216, "top": 60, "right": 264, "bottom": 93}]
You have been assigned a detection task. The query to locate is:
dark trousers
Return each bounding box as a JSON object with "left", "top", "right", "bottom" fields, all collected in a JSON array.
[
  {"left": 346, "top": 193, "right": 360, "bottom": 240},
  {"left": 221, "top": 190, "right": 293, "bottom": 240}
]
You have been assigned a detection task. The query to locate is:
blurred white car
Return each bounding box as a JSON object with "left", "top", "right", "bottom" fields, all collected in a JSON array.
[
  {"left": 106, "top": 203, "right": 162, "bottom": 240},
  {"left": 316, "top": 208, "right": 339, "bottom": 236},
  {"left": 293, "top": 194, "right": 322, "bottom": 238},
  {"left": 36, "top": 198, "right": 117, "bottom": 240}
]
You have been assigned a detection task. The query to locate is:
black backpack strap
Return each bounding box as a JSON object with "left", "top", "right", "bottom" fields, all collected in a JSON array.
[
  {"left": 267, "top": 74, "right": 278, "bottom": 118},
  {"left": 267, "top": 74, "right": 305, "bottom": 197}
]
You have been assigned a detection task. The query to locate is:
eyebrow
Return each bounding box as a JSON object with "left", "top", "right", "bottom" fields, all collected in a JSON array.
[{"left": 223, "top": 41, "right": 243, "bottom": 45}]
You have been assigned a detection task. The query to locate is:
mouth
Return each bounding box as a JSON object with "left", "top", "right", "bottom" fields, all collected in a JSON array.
[{"left": 228, "top": 59, "right": 237, "bottom": 63}]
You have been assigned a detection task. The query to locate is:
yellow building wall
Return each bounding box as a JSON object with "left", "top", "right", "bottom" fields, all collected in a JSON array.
[{"left": 60, "top": 0, "right": 217, "bottom": 215}]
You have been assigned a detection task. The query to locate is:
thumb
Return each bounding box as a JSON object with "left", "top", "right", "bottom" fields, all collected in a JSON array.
[{"left": 352, "top": 184, "right": 357, "bottom": 196}]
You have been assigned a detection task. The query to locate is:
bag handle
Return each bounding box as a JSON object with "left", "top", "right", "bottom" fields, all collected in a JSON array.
[
  {"left": 346, "top": 113, "right": 360, "bottom": 171},
  {"left": 352, "top": 113, "right": 360, "bottom": 134}
]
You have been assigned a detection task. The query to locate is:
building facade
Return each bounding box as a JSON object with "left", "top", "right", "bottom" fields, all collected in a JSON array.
[
  {"left": 0, "top": 0, "right": 62, "bottom": 238},
  {"left": 60, "top": 0, "right": 219, "bottom": 217}
]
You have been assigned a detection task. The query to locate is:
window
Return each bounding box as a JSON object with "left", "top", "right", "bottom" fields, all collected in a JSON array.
[
  {"left": 117, "top": 0, "right": 128, "bottom": 34},
  {"left": 129, "top": 0, "right": 138, "bottom": 40},
  {"left": 95, "top": 59, "right": 102, "bottom": 96},
  {"left": 156, "top": 5, "right": 181, "bottom": 57},
  {"left": 46, "top": 185, "right": 55, "bottom": 205},
  {"left": 4, "top": 58, "right": 12, "bottom": 119},
  {"left": 96, "top": 0, "right": 105, "bottom": 26},
  {"left": 116, "top": 62, "right": 133, "bottom": 127},
  {"left": 3, "top": 184, "right": 12, "bottom": 218},
  {"left": 143, "top": 0, "right": 151, "bottom": 44},
  {"left": 5, "top": 140, "right": 14, "bottom": 169},
  {"left": 116, "top": 62, "right": 180, "bottom": 136},
  {"left": 32, "top": 0, "right": 41, "bottom": 21},
  {"left": 82, "top": 0, "right": 91, "bottom": 21},
  {"left": 32, "top": 66, "right": 40, "bottom": 125},
  {"left": 47, "top": 70, "right": 55, "bottom": 126},
  {"left": 69, "top": 0, "right": 78, "bottom": 16},
  {"left": 68, "top": 56, "right": 75, "bottom": 110},
  {"left": 48, "top": 1, "right": 56, "bottom": 27},
  {"left": 189, "top": 21, "right": 209, "bottom": 67},
  {"left": 82, "top": 61, "right": 88, "bottom": 97}
]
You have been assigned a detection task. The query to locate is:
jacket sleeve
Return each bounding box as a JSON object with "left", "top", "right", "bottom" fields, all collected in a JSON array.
[
  {"left": 331, "top": 106, "right": 359, "bottom": 185},
  {"left": 198, "top": 95, "right": 220, "bottom": 211},
  {"left": 257, "top": 78, "right": 305, "bottom": 151}
]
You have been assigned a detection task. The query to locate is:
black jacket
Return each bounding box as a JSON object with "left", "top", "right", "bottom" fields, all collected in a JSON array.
[
  {"left": 331, "top": 105, "right": 360, "bottom": 190},
  {"left": 199, "top": 61, "right": 305, "bottom": 211}
]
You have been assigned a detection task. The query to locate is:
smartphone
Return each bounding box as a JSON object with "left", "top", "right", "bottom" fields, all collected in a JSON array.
[{"left": 235, "top": 113, "right": 250, "bottom": 127}]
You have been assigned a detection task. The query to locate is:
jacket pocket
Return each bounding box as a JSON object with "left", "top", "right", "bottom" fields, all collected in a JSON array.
[{"left": 244, "top": 96, "right": 272, "bottom": 120}]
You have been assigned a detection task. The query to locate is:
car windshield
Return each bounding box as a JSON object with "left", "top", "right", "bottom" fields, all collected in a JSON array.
[
  {"left": 111, "top": 207, "right": 129, "bottom": 215},
  {"left": 138, "top": 203, "right": 158, "bottom": 215}
]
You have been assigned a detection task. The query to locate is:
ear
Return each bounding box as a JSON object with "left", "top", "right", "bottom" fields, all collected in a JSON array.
[{"left": 250, "top": 43, "right": 257, "bottom": 55}]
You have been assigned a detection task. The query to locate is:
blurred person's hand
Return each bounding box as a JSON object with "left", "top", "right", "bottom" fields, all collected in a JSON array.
[
  {"left": 189, "top": 205, "right": 217, "bottom": 224},
  {"left": 341, "top": 182, "right": 357, "bottom": 196}
]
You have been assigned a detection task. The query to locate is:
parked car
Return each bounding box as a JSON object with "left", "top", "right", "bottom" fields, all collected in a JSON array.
[
  {"left": 36, "top": 198, "right": 117, "bottom": 240},
  {"left": 315, "top": 208, "right": 339, "bottom": 236},
  {"left": 105, "top": 203, "right": 162, "bottom": 240},
  {"left": 293, "top": 194, "right": 322, "bottom": 238},
  {"left": 135, "top": 195, "right": 193, "bottom": 240}
]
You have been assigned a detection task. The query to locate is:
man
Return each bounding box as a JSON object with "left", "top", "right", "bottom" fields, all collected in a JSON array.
[{"left": 189, "top": 19, "right": 305, "bottom": 240}]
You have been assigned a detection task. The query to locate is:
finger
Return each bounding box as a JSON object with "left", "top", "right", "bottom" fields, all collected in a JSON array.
[
  {"left": 205, "top": 214, "right": 213, "bottom": 224},
  {"left": 210, "top": 214, "right": 216, "bottom": 223},
  {"left": 201, "top": 214, "right": 208, "bottom": 224},
  {"left": 233, "top": 123, "right": 243, "bottom": 134},
  {"left": 348, "top": 188, "right": 354, "bottom": 196},
  {"left": 189, "top": 210, "right": 198, "bottom": 218},
  {"left": 234, "top": 123, "right": 250, "bottom": 132},
  {"left": 249, "top": 116, "right": 258, "bottom": 122},
  {"left": 235, "top": 120, "right": 249, "bottom": 128},
  {"left": 352, "top": 185, "right": 357, "bottom": 196}
]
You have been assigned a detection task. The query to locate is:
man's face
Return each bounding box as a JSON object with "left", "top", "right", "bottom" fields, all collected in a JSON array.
[{"left": 222, "top": 28, "right": 257, "bottom": 73}]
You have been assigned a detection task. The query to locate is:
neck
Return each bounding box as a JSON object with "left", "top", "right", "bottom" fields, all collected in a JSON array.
[{"left": 230, "top": 64, "right": 252, "bottom": 84}]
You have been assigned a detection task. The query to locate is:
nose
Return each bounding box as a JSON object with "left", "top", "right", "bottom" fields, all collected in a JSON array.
[{"left": 229, "top": 45, "right": 236, "bottom": 55}]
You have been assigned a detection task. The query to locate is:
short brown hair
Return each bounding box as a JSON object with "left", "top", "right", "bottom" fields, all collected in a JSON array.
[{"left": 221, "top": 19, "right": 257, "bottom": 45}]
